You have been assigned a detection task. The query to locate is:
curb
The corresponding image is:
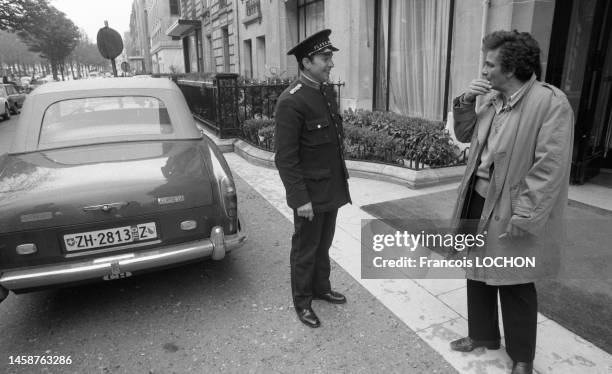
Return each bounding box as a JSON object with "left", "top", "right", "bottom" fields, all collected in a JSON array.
[
  {"left": 231, "top": 139, "right": 465, "bottom": 189},
  {"left": 196, "top": 118, "right": 465, "bottom": 189}
]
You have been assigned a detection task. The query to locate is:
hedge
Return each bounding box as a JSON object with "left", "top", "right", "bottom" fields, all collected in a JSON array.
[{"left": 240, "top": 109, "right": 463, "bottom": 169}]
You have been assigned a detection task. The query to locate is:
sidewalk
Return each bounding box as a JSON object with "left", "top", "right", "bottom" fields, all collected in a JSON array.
[{"left": 217, "top": 139, "right": 612, "bottom": 373}]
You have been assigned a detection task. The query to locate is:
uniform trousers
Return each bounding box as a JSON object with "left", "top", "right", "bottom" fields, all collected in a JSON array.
[
  {"left": 465, "top": 192, "right": 537, "bottom": 362},
  {"left": 290, "top": 209, "right": 338, "bottom": 309}
]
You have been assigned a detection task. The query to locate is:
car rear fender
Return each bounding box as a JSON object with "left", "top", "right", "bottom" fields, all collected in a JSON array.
[{"left": 198, "top": 139, "right": 238, "bottom": 234}]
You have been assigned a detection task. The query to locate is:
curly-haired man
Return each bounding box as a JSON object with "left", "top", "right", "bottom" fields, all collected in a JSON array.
[{"left": 449, "top": 30, "right": 574, "bottom": 374}]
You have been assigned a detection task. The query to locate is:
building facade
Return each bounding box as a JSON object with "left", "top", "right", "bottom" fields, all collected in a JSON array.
[
  {"left": 148, "top": 0, "right": 184, "bottom": 73},
  {"left": 154, "top": 0, "right": 611, "bottom": 183},
  {"left": 166, "top": 0, "right": 239, "bottom": 74},
  {"left": 127, "top": 0, "right": 153, "bottom": 74},
  {"left": 241, "top": 0, "right": 611, "bottom": 183}
]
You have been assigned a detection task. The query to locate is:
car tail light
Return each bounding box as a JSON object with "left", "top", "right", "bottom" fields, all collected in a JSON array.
[
  {"left": 16, "top": 243, "right": 37, "bottom": 255},
  {"left": 219, "top": 176, "right": 237, "bottom": 218}
]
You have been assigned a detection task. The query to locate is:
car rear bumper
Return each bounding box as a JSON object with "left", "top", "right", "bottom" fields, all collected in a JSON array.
[{"left": 0, "top": 224, "right": 246, "bottom": 295}]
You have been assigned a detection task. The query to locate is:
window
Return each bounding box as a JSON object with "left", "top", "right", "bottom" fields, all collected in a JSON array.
[
  {"left": 256, "top": 36, "right": 266, "bottom": 78},
  {"left": 298, "top": 0, "right": 324, "bottom": 41},
  {"left": 244, "top": 39, "right": 253, "bottom": 78},
  {"left": 183, "top": 37, "right": 191, "bottom": 73},
  {"left": 222, "top": 27, "right": 230, "bottom": 72},
  {"left": 170, "top": 0, "right": 180, "bottom": 16},
  {"left": 374, "top": 0, "right": 452, "bottom": 120},
  {"left": 196, "top": 29, "right": 203, "bottom": 72},
  {"left": 246, "top": 0, "right": 260, "bottom": 17},
  {"left": 39, "top": 97, "right": 173, "bottom": 147},
  {"left": 206, "top": 35, "right": 214, "bottom": 71}
]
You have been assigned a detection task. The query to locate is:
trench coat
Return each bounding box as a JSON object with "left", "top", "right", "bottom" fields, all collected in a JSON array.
[
  {"left": 274, "top": 76, "right": 351, "bottom": 213},
  {"left": 451, "top": 76, "right": 574, "bottom": 285}
]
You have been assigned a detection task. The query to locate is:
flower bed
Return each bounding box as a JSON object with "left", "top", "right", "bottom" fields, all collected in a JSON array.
[{"left": 239, "top": 109, "right": 465, "bottom": 170}]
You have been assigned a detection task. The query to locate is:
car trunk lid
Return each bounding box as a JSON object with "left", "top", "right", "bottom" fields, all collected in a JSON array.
[{"left": 0, "top": 140, "right": 216, "bottom": 233}]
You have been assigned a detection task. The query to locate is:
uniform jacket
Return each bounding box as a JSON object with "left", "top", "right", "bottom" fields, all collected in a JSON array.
[
  {"left": 451, "top": 76, "right": 574, "bottom": 285},
  {"left": 274, "top": 75, "right": 351, "bottom": 212}
]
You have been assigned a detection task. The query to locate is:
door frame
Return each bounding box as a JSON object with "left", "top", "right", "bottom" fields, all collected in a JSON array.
[{"left": 546, "top": 0, "right": 612, "bottom": 184}]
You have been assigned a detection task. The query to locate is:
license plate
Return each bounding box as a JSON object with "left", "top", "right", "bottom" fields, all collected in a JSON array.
[{"left": 64, "top": 222, "right": 157, "bottom": 252}]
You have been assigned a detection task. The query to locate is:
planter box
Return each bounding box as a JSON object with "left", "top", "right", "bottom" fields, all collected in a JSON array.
[
  {"left": 198, "top": 120, "right": 465, "bottom": 189},
  {"left": 232, "top": 140, "right": 465, "bottom": 189}
]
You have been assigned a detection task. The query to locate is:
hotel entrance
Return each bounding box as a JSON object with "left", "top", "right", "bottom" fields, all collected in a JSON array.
[{"left": 547, "top": 0, "right": 612, "bottom": 185}]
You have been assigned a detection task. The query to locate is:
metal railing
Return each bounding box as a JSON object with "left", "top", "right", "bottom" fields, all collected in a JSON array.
[
  {"left": 246, "top": 0, "right": 260, "bottom": 17},
  {"left": 175, "top": 74, "right": 466, "bottom": 170},
  {"left": 236, "top": 80, "right": 290, "bottom": 123},
  {"left": 177, "top": 74, "right": 344, "bottom": 139}
]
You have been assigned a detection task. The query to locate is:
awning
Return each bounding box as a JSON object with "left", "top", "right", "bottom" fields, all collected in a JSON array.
[{"left": 166, "top": 19, "right": 201, "bottom": 37}]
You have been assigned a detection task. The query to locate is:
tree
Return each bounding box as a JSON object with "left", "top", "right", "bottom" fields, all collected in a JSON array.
[
  {"left": 0, "top": 30, "right": 40, "bottom": 76},
  {"left": 0, "top": 0, "right": 49, "bottom": 31},
  {"left": 69, "top": 30, "right": 108, "bottom": 78},
  {"left": 17, "top": 6, "right": 80, "bottom": 80}
]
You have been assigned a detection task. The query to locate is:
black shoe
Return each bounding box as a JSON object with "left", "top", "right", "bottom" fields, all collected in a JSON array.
[
  {"left": 314, "top": 290, "right": 346, "bottom": 304},
  {"left": 295, "top": 307, "right": 320, "bottom": 328},
  {"left": 511, "top": 361, "right": 533, "bottom": 374},
  {"left": 449, "top": 336, "right": 500, "bottom": 352}
]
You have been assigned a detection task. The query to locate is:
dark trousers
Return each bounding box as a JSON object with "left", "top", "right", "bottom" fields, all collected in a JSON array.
[
  {"left": 465, "top": 192, "right": 538, "bottom": 362},
  {"left": 290, "top": 209, "right": 338, "bottom": 309}
]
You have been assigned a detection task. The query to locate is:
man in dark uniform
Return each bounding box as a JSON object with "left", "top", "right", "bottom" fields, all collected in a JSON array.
[{"left": 274, "top": 29, "right": 351, "bottom": 328}]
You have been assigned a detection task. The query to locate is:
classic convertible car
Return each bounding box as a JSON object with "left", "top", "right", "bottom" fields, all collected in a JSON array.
[{"left": 0, "top": 78, "right": 246, "bottom": 302}]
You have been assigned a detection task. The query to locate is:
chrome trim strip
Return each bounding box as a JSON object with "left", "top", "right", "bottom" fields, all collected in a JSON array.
[
  {"left": 64, "top": 240, "right": 162, "bottom": 258},
  {"left": 92, "top": 253, "right": 135, "bottom": 264},
  {"left": 0, "top": 226, "right": 246, "bottom": 291},
  {"left": 82, "top": 202, "right": 129, "bottom": 212}
]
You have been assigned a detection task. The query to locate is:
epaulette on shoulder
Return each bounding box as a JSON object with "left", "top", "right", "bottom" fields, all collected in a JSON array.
[{"left": 289, "top": 83, "right": 302, "bottom": 94}]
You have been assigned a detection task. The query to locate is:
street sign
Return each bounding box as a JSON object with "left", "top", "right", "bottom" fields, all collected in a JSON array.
[
  {"left": 97, "top": 21, "right": 124, "bottom": 77},
  {"left": 121, "top": 61, "right": 129, "bottom": 72}
]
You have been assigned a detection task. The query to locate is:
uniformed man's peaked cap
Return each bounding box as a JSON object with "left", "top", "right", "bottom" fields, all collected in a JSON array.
[{"left": 287, "top": 29, "right": 339, "bottom": 58}]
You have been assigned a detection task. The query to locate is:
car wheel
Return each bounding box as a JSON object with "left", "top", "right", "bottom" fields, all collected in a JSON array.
[{"left": 2, "top": 105, "right": 10, "bottom": 120}]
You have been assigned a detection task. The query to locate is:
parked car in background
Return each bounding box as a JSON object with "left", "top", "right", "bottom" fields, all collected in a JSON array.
[
  {"left": 0, "top": 87, "right": 10, "bottom": 120},
  {"left": 27, "top": 79, "right": 46, "bottom": 92},
  {"left": 0, "top": 84, "right": 27, "bottom": 114},
  {"left": 0, "top": 78, "right": 247, "bottom": 302},
  {"left": 40, "top": 75, "right": 58, "bottom": 83},
  {"left": 17, "top": 77, "right": 31, "bottom": 90}
]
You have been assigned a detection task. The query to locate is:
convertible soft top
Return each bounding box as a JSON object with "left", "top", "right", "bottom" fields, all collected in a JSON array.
[
  {"left": 11, "top": 78, "right": 202, "bottom": 154},
  {"left": 31, "top": 77, "right": 178, "bottom": 95}
]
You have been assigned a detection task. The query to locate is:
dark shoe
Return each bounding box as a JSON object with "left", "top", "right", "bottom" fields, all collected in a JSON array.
[
  {"left": 511, "top": 361, "right": 533, "bottom": 374},
  {"left": 314, "top": 290, "right": 347, "bottom": 304},
  {"left": 449, "top": 336, "right": 500, "bottom": 352},
  {"left": 295, "top": 307, "right": 320, "bottom": 328}
]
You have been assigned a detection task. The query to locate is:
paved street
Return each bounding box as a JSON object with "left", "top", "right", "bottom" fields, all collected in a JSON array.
[
  {"left": 0, "top": 115, "right": 17, "bottom": 154},
  {"left": 0, "top": 117, "right": 455, "bottom": 373},
  {"left": 1, "top": 116, "right": 611, "bottom": 373}
]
